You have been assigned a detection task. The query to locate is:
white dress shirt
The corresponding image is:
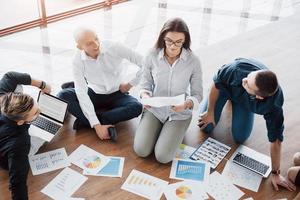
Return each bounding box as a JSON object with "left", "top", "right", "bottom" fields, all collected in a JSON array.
[
  {"left": 72, "top": 40, "right": 143, "bottom": 127},
  {"left": 139, "top": 48, "right": 203, "bottom": 123}
]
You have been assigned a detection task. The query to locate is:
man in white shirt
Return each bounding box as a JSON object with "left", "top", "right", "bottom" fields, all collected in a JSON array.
[{"left": 57, "top": 28, "right": 143, "bottom": 141}]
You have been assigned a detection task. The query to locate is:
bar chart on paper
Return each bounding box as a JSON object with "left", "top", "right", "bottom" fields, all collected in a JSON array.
[{"left": 122, "top": 169, "right": 168, "bottom": 199}]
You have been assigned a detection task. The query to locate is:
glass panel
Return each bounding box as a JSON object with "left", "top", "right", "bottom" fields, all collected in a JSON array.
[
  {"left": 45, "top": 0, "right": 106, "bottom": 16},
  {"left": 0, "top": 0, "right": 40, "bottom": 29}
]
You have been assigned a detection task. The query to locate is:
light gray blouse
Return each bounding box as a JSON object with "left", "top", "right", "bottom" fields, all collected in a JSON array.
[{"left": 139, "top": 48, "right": 203, "bottom": 123}]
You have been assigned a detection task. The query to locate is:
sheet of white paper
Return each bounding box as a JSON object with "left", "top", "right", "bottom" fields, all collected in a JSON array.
[
  {"left": 163, "top": 181, "right": 208, "bottom": 200},
  {"left": 121, "top": 169, "right": 168, "bottom": 200},
  {"left": 68, "top": 144, "right": 109, "bottom": 174},
  {"left": 175, "top": 144, "right": 196, "bottom": 160},
  {"left": 29, "top": 148, "right": 70, "bottom": 175},
  {"left": 222, "top": 161, "right": 262, "bottom": 192},
  {"left": 140, "top": 94, "right": 185, "bottom": 107},
  {"left": 28, "top": 135, "right": 46, "bottom": 156},
  {"left": 41, "top": 167, "right": 88, "bottom": 199},
  {"left": 170, "top": 159, "right": 210, "bottom": 184},
  {"left": 207, "top": 172, "right": 244, "bottom": 200},
  {"left": 243, "top": 198, "right": 254, "bottom": 200},
  {"left": 83, "top": 156, "right": 124, "bottom": 177},
  {"left": 190, "top": 137, "right": 231, "bottom": 169}
]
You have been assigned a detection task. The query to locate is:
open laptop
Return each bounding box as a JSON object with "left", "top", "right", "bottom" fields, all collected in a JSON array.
[
  {"left": 230, "top": 145, "right": 272, "bottom": 178},
  {"left": 29, "top": 91, "right": 68, "bottom": 142}
]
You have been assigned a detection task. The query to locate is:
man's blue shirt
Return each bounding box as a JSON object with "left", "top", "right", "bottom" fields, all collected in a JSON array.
[{"left": 213, "top": 58, "right": 284, "bottom": 142}]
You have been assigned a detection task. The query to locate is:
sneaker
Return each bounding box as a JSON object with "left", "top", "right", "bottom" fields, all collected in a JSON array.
[
  {"left": 61, "top": 81, "right": 75, "bottom": 89},
  {"left": 73, "top": 119, "right": 88, "bottom": 130},
  {"left": 108, "top": 127, "right": 118, "bottom": 142}
]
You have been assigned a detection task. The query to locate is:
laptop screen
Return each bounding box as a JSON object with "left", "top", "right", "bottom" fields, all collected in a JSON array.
[{"left": 38, "top": 92, "right": 68, "bottom": 123}]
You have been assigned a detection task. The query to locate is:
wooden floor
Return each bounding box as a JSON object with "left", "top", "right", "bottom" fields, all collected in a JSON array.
[{"left": 1, "top": 8, "right": 300, "bottom": 200}]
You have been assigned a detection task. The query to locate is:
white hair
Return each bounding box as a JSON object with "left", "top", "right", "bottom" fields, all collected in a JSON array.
[{"left": 73, "top": 27, "right": 96, "bottom": 43}]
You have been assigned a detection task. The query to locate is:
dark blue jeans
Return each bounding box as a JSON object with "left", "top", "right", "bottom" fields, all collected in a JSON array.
[
  {"left": 57, "top": 88, "right": 143, "bottom": 126},
  {"left": 199, "top": 92, "right": 254, "bottom": 144}
]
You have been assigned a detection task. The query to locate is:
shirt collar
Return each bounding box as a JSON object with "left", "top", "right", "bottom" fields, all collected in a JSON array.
[{"left": 158, "top": 48, "right": 189, "bottom": 61}]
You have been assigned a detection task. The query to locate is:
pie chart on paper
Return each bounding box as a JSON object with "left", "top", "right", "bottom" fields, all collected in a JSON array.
[
  {"left": 83, "top": 155, "right": 101, "bottom": 169},
  {"left": 175, "top": 185, "right": 192, "bottom": 199}
]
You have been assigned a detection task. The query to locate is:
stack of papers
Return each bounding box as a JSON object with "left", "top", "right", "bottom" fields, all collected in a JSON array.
[{"left": 190, "top": 137, "right": 231, "bottom": 169}]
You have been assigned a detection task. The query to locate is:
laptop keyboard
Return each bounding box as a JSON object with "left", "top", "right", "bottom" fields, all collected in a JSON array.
[
  {"left": 32, "top": 116, "right": 61, "bottom": 135},
  {"left": 233, "top": 152, "right": 269, "bottom": 176}
]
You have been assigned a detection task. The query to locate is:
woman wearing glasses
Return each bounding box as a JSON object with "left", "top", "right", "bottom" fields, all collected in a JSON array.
[
  {"left": 134, "top": 18, "right": 203, "bottom": 163},
  {"left": 0, "top": 93, "right": 40, "bottom": 200}
]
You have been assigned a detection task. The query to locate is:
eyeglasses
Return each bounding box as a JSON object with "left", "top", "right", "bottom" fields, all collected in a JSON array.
[{"left": 164, "top": 38, "right": 184, "bottom": 47}]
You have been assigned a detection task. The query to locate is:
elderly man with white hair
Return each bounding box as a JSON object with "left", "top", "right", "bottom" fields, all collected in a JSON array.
[{"left": 57, "top": 28, "right": 143, "bottom": 141}]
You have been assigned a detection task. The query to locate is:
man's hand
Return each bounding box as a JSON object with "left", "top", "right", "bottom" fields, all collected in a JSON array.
[
  {"left": 119, "top": 82, "right": 132, "bottom": 93},
  {"left": 42, "top": 84, "right": 51, "bottom": 94},
  {"left": 94, "top": 124, "right": 113, "bottom": 140},
  {"left": 198, "top": 111, "right": 215, "bottom": 129},
  {"left": 271, "top": 174, "right": 296, "bottom": 191}
]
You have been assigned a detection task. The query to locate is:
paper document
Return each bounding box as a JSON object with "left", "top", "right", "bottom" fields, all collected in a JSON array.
[
  {"left": 83, "top": 156, "right": 124, "bottom": 177},
  {"left": 140, "top": 94, "right": 185, "bottom": 107},
  {"left": 207, "top": 171, "right": 244, "bottom": 200},
  {"left": 163, "top": 181, "right": 208, "bottom": 200},
  {"left": 170, "top": 159, "right": 210, "bottom": 183},
  {"left": 121, "top": 169, "right": 168, "bottom": 200},
  {"left": 41, "top": 167, "right": 87, "bottom": 199},
  {"left": 175, "top": 144, "right": 196, "bottom": 160},
  {"left": 29, "top": 135, "right": 46, "bottom": 156},
  {"left": 68, "top": 144, "right": 109, "bottom": 174},
  {"left": 222, "top": 161, "right": 262, "bottom": 192},
  {"left": 29, "top": 148, "right": 70, "bottom": 175},
  {"left": 190, "top": 137, "right": 231, "bottom": 169}
]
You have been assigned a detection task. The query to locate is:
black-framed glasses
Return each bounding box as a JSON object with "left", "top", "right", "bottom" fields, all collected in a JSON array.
[{"left": 164, "top": 38, "right": 184, "bottom": 47}]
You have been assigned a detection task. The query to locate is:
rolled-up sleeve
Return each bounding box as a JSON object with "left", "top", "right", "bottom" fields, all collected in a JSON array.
[
  {"left": 113, "top": 42, "right": 143, "bottom": 87},
  {"left": 139, "top": 54, "right": 154, "bottom": 97},
  {"left": 0, "top": 71, "right": 31, "bottom": 93},
  {"left": 186, "top": 57, "right": 203, "bottom": 111},
  {"left": 263, "top": 106, "right": 284, "bottom": 142},
  {"left": 213, "top": 64, "right": 236, "bottom": 91}
]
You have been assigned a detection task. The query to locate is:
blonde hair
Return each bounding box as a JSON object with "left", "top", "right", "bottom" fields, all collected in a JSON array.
[{"left": 0, "top": 92, "right": 34, "bottom": 121}]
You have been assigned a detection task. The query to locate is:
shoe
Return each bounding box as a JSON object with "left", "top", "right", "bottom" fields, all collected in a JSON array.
[
  {"left": 73, "top": 119, "right": 88, "bottom": 130},
  {"left": 61, "top": 81, "right": 75, "bottom": 89},
  {"left": 108, "top": 127, "right": 118, "bottom": 142}
]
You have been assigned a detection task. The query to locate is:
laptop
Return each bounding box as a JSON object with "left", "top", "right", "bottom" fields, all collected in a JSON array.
[
  {"left": 230, "top": 145, "right": 272, "bottom": 178},
  {"left": 29, "top": 91, "right": 68, "bottom": 142}
]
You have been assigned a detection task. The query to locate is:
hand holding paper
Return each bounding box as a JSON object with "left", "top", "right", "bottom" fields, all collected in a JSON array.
[{"left": 140, "top": 94, "right": 185, "bottom": 108}]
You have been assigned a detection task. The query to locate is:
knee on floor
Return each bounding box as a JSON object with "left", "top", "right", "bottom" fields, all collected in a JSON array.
[
  {"left": 133, "top": 143, "right": 152, "bottom": 158},
  {"left": 293, "top": 152, "right": 300, "bottom": 166}
]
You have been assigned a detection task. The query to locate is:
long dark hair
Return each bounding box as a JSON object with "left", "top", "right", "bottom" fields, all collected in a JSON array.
[{"left": 155, "top": 18, "right": 191, "bottom": 50}]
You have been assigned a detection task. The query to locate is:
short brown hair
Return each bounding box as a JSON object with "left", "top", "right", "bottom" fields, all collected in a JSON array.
[
  {"left": 255, "top": 70, "right": 279, "bottom": 97},
  {"left": 155, "top": 18, "right": 191, "bottom": 50},
  {"left": 0, "top": 92, "right": 34, "bottom": 121}
]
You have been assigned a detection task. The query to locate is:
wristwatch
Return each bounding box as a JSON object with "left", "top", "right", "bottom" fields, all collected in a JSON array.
[{"left": 271, "top": 169, "right": 281, "bottom": 175}]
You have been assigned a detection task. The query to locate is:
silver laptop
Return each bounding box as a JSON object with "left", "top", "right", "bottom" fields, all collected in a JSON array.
[
  {"left": 29, "top": 91, "right": 68, "bottom": 142},
  {"left": 230, "top": 145, "right": 271, "bottom": 178}
]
